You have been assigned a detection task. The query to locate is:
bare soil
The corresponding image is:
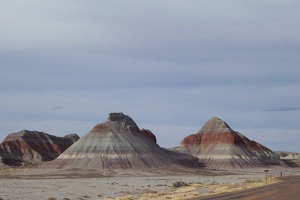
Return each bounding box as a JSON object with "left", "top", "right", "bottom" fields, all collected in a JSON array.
[{"left": 0, "top": 166, "right": 299, "bottom": 200}]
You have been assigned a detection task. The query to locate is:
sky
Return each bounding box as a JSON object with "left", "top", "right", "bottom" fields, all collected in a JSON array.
[{"left": 0, "top": 0, "right": 299, "bottom": 152}]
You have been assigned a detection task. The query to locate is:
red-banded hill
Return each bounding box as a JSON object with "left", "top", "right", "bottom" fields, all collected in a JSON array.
[
  {"left": 41, "top": 113, "right": 181, "bottom": 172},
  {"left": 0, "top": 130, "right": 79, "bottom": 166},
  {"left": 174, "top": 117, "right": 284, "bottom": 169}
]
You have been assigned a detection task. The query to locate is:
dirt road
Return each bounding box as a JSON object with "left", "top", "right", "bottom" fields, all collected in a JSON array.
[{"left": 197, "top": 175, "right": 300, "bottom": 200}]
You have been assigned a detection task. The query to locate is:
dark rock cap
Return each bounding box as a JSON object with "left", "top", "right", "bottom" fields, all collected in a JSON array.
[{"left": 107, "top": 112, "right": 140, "bottom": 132}]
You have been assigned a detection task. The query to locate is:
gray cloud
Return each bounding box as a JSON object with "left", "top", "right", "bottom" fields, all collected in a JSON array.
[
  {"left": 0, "top": 1, "right": 300, "bottom": 152},
  {"left": 50, "top": 106, "right": 63, "bottom": 111},
  {"left": 263, "top": 106, "right": 300, "bottom": 112}
]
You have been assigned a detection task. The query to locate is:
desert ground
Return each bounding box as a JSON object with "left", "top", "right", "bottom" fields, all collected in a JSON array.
[
  {"left": 195, "top": 175, "right": 300, "bottom": 200},
  {"left": 1, "top": 167, "right": 299, "bottom": 200}
]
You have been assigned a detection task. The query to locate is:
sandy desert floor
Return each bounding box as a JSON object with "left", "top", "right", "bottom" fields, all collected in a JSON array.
[{"left": 0, "top": 167, "right": 299, "bottom": 200}]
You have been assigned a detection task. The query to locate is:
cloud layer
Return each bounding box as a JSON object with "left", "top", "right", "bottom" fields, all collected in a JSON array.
[{"left": 1, "top": 1, "right": 299, "bottom": 152}]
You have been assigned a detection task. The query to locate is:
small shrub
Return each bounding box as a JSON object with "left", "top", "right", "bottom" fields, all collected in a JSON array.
[{"left": 173, "top": 181, "right": 190, "bottom": 188}]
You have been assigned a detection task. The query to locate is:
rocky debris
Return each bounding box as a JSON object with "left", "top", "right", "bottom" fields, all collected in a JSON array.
[
  {"left": 0, "top": 130, "right": 79, "bottom": 166},
  {"left": 173, "top": 181, "right": 190, "bottom": 188},
  {"left": 41, "top": 112, "right": 180, "bottom": 171},
  {"left": 175, "top": 117, "right": 283, "bottom": 169}
]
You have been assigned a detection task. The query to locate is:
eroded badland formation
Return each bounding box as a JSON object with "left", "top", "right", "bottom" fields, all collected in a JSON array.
[
  {"left": 0, "top": 112, "right": 299, "bottom": 172},
  {"left": 175, "top": 117, "right": 285, "bottom": 169},
  {"left": 0, "top": 130, "right": 79, "bottom": 166},
  {"left": 40, "top": 113, "right": 179, "bottom": 173},
  {"left": 1, "top": 112, "right": 299, "bottom": 200}
]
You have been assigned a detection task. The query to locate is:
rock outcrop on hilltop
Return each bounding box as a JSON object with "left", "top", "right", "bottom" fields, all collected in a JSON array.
[
  {"left": 174, "top": 117, "right": 283, "bottom": 169},
  {"left": 0, "top": 130, "right": 79, "bottom": 166},
  {"left": 42, "top": 113, "right": 179, "bottom": 171}
]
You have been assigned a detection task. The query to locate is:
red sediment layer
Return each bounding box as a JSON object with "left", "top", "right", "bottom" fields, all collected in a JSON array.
[
  {"left": 140, "top": 129, "right": 157, "bottom": 143},
  {"left": 91, "top": 124, "right": 110, "bottom": 132},
  {"left": 0, "top": 130, "right": 79, "bottom": 165},
  {"left": 177, "top": 117, "right": 282, "bottom": 168}
]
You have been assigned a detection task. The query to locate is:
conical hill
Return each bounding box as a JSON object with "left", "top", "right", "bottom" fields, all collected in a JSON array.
[
  {"left": 176, "top": 117, "right": 282, "bottom": 169},
  {"left": 42, "top": 113, "right": 178, "bottom": 171}
]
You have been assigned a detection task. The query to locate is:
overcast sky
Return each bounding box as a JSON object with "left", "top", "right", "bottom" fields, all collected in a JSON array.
[{"left": 1, "top": 0, "right": 299, "bottom": 152}]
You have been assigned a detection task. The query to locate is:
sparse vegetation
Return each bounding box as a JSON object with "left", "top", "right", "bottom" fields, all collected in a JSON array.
[
  {"left": 115, "top": 195, "right": 133, "bottom": 200},
  {"left": 173, "top": 181, "right": 190, "bottom": 188}
]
